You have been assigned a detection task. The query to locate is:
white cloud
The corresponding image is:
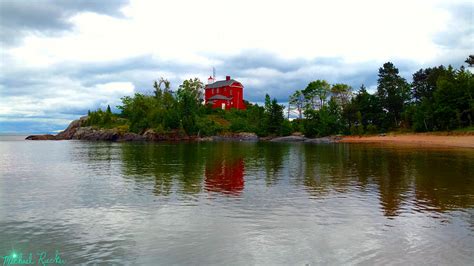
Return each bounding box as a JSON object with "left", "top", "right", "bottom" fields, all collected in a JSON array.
[
  {"left": 6, "top": 0, "right": 457, "bottom": 67},
  {"left": 0, "top": 81, "right": 135, "bottom": 118},
  {"left": 95, "top": 82, "right": 135, "bottom": 95}
]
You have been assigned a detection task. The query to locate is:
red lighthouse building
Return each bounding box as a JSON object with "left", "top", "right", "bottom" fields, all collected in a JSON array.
[{"left": 204, "top": 75, "right": 245, "bottom": 110}]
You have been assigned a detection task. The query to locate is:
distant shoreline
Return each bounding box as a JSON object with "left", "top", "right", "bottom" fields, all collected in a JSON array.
[{"left": 338, "top": 133, "right": 474, "bottom": 148}]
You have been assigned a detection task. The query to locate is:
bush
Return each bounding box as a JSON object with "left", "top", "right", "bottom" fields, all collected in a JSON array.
[
  {"left": 196, "top": 116, "right": 223, "bottom": 136},
  {"left": 303, "top": 119, "right": 319, "bottom": 138},
  {"left": 116, "top": 124, "right": 130, "bottom": 134},
  {"left": 291, "top": 119, "right": 305, "bottom": 133},
  {"left": 350, "top": 124, "right": 364, "bottom": 135},
  {"left": 366, "top": 124, "right": 378, "bottom": 134},
  {"left": 280, "top": 120, "right": 293, "bottom": 136},
  {"left": 154, "top": 124, "right": 166, "bottom": 134},
  {"left": 229, "top": 118, "right": 249, "bottom": 132}
]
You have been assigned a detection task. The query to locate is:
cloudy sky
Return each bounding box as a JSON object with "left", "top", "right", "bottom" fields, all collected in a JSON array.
[{"left": 0, "top": 0, "right": 472, "bottom": 133}]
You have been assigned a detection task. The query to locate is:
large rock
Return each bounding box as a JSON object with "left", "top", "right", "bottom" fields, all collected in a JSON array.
[
  {"left": 119, "top": 133, "right": 145, "bottom": 141},
  {"left": 25, "top": 134, "right": 57, "bottom": 140},
  {"left": 143, "top": 129, "right": 189, "bottom": 141},
  {"left": 56, "top": 116, "right": 88, "bottom": 140},
  {"left": 25, "top": 116, "right": 147, "bottom": 142},
  {"left": 26, "top": 116, "right": 87, "bottom": 141},
  {"left": 269, "top": 135, "right": 342, "bottom": 143},
  {"left": 304, "top": 136, "right": 342, "bottom": 143},
  {"left": 143, "top": 129, "right": 167, "bottom": 141},
  {"left": 270, "top": 135, "right": 307, "bottom": 142},
  {"left": 212, "top": 132, "right": 258, "bottom": 142},
  {"left": 72, "top": 127, "right": 120, "bottom": 141},
  {"left": 304, "top": 137, "right": 333, "bottom": 144}
]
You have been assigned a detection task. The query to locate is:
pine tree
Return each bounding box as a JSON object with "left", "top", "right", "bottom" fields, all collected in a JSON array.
[
  {"left": 376, "top": 62, "right": 410, "bottom": 128},
  {"left": 264, "top": 97, "right": 284, "bottom": 135},
  {"left": 465, "top": 55, "right": 474, "bottom": 67}
]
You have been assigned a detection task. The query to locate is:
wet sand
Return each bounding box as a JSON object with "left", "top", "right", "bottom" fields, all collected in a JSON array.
[{"left": 339, "top": 134, "right": 474, "bottom": 148}]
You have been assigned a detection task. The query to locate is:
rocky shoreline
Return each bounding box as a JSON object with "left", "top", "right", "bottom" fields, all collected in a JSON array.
[
  {"left": 25, "top": 117, "right": 261, "bottom": 142},
  {"left": 25, "top": 117, "right": 342, "bottom": 143}
]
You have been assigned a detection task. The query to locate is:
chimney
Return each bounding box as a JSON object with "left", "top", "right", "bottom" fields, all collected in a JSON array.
[{"left": 226, "top": 75, "right": 231, "bottom": 81}]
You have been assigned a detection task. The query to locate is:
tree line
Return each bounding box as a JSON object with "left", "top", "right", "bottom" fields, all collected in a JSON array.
[
  {"left": 85, "top": 57, "right": 473, "bottom": 137},
  {"left": 288, "top": 59, "right": 473, "bottom": 137}
]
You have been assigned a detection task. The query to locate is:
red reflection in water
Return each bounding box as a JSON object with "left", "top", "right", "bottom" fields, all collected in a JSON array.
[{"left": 205, "top": 158, "right": 245, "bottom": 195}]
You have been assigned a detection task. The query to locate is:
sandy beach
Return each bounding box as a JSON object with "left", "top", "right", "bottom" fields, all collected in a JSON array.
[{"left": 339, "top": 134, "right": 474, "bottom": 148}]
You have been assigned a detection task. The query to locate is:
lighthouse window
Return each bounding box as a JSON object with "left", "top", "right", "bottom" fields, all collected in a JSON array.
[{"left": 230, "top": 89, "right": 232, "bottom": 95}]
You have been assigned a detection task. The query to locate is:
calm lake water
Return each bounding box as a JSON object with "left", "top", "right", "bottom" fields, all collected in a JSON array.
[{"left": 1, "top": 136, "right": 473, "bottom": 265}]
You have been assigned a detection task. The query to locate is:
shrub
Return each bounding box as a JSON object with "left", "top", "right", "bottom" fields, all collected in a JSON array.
[
  {"left": 280, "top": 120, "right": 293, "bottom": 136},
  {"left": 196, "top": 116, "right": 223, "bottom": 136},
  {"left": 116, "top": 124, "right": 130, "bottom": 134},
  {"left": 366, "top": 124, "right": 378, "bottom": 134}
]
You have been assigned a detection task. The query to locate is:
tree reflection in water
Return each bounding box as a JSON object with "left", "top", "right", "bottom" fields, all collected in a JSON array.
[
  {"left": 299, "top": 144, "right": 474, "bottom": 217},
  {"left": 117, "top": 142, "right": 474, "bottom": 217}
]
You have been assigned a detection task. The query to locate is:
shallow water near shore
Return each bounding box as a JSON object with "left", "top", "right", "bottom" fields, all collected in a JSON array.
[{"left": 1, "top": 137, "right": 473, "bottom": 264}]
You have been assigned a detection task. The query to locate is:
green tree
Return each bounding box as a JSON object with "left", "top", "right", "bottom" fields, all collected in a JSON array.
[
  {"left": 174, "top": 78, "right": 206, "bottom": 135},
  {"left": 263, "top": 94, "right": 285, "bottom": 135},
  {"left": 154, "top": 77, "right": 172, "bottom": 104},
  {"left": 102, "top": 105, "right": 112, "bottom": 125},
  {"left": 178, "top": 78, "right": 204, "bottom": 103},
  {"left": 303, "top": 109, "right": 319, "bottom": 138},
  {"left": 411, "top": 66, "right": 446, "bottom": 103},
  {"left": 465, "top": 55, "right": 474, "bottom": 67},
  {"left": 153, "top": 80, "right": 162, "bottom": 100},
  {"left": 376, "top": 62, "right": 410, "bottom": 128},
  {"left": 303, "top": 99, "right": 343, "bottom": 137},
  {"left": 118, "top": 94, "right": 155, "bottom": 133},
  {"left": 343, "top": 85, "right": 384, "bottom": 133},
  {"left": 303, "top": 80, "right": 331, "bottom": 110},
  {"left": 432, "top": 66, "right": 473, "bottom": 130},
  {"left": 246, "top": 103, "right": 266, "bottom": 136},
  {"left": 264, "top": 94, "right": 271, "bottom": 112},
  {"left": 330, "top": 83, "right": 352, "bottom": 107},
  {"left": 289, "top": 90, "right": 305, "bottom": 119},
  {"left": 410, "top": 66, "right": 446, "bottom": 131}
]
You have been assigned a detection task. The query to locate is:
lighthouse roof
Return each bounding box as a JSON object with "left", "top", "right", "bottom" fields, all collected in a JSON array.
[
  {"left": 205, "top": 79, "right": 242, "bottom": 89},
  {"left": 208, "top": 94, "right": 233, "bottom": 101}
]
